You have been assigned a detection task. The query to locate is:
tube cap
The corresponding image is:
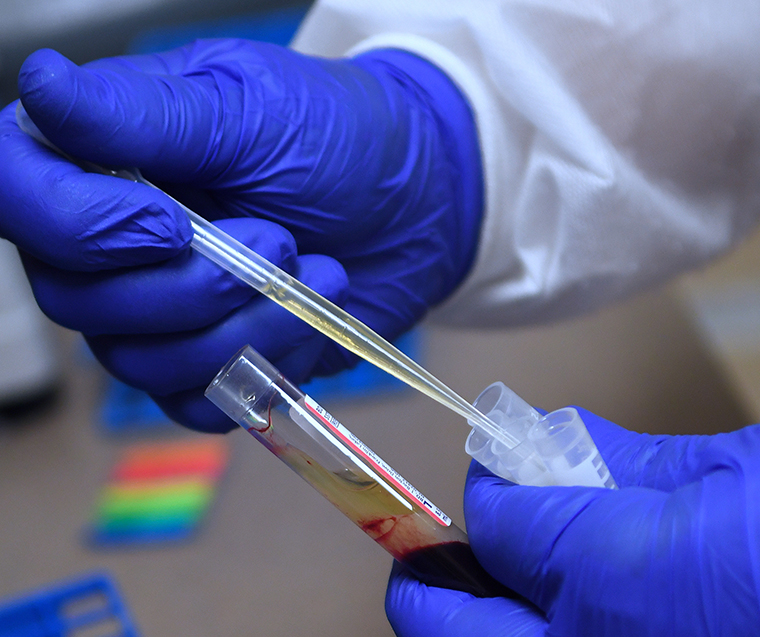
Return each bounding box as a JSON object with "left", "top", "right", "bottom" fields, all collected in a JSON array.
[{"left": 467, "top": 383, "right": 616, "bottom": 488}]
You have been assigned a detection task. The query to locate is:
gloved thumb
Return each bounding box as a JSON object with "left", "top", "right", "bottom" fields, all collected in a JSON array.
[
  {"left": 18, "top": 46, "right": 234, "bottom": 183},
  {"left": 462, "top": 411, "right": 679, "bottom": 612},
  {"left": 385, "top": 561, "right": 546, "bottom": 636},
  {"left": 464, "top": 460, "right": 669, "bottom": 613}
]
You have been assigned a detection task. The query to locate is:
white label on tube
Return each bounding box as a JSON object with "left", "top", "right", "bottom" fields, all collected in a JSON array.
[{"left": 304, "top": 395, "right": 451, "bottom": 527}]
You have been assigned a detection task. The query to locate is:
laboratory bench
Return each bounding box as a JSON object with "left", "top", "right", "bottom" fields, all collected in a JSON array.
[{"left": 0, "top": 278, "right": 747, "bottom": 635}]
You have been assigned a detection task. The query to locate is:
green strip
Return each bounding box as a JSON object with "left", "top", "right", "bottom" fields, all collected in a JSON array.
[{"left": 97, "top": 486, "right": 213, "bottom": 519}]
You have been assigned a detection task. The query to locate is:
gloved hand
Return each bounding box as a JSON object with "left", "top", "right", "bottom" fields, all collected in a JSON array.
[
  {"left": 0, "top": 40, "right": 482, "bottom": 431},
  {"left": 386, "top": 408, "right": 760, "bottom": 636}
]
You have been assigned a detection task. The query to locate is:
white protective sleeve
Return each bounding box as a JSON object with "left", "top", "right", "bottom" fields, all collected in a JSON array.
[{"left": 292, "top": 0, "right": 760, "bottom": 327}]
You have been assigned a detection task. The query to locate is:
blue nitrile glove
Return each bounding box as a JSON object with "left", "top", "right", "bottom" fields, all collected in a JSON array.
[
  {"left": 386, "top": 408, "right": 760, "bottom": 636},
  {"left": 0, "top": 40, "right": 482, "bottom": 431}
]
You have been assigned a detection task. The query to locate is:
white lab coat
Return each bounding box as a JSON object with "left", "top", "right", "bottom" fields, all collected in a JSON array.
[{"left": 292, "top": 0, "right": 760, "bottom": 326}]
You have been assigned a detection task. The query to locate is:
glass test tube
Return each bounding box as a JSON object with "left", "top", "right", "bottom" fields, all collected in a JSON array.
[{"left": 206, "top": 346, "right": 508, "bottom": 598}]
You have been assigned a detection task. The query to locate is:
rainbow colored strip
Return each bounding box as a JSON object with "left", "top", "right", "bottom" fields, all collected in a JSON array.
[{"left": 89, "top": 438, "right": 228, "bottom": 546}]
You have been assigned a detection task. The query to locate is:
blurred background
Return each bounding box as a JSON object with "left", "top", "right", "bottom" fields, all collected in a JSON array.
[{"left": 2, "top": 1, "right": 760, "bottom": 635}]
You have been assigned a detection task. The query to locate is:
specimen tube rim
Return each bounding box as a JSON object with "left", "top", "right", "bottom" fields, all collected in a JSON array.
[{"left": 205, "top": 346, "right": 281, "bottom": 423}]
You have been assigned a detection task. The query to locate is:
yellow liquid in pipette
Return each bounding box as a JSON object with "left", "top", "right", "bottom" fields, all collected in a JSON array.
[
  {"left": 263, "top": 273, "right": 515, "bottom": 444},
  {"left": 187, "top": 208, "right": 520, "bottom": 448}
]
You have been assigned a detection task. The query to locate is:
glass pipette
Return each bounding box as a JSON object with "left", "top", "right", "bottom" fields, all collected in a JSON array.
[{"left": 15, "top": 104, "right": 518, "bottom": 451}]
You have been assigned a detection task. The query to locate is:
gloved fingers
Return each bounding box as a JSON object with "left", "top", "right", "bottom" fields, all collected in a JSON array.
[
  {"left": 149, "top": 336, "right": 330, "bottom": 433},
  {"left": 463, "top": 460, "right": 667, "bottom": 611},
  {"left": 151, "top": 386, "right": 237, "bottom": 434},
  {"left": 311, "top": 255, "right": 436, "bottom": 376},
  {"left": 82, "top": 45, "right": 206, "bottom": 77},
  {"left": 22, "top": 217, "right": 296, "bottom": 335},
  {"left": 575, "top": 406, "right": 745, "bottom": 491},
  {"left": 85, "top": 253, "right": 349, "bottom": 395},
  {"left": 18, "top": 48, "right": 236, "bottom": 183},
  {"left": 17, "top": 44, "right": 406, "bottom": 244},
  {"left": 385, "top": 562, "right": 546, "bottom": 637},
  {"left": 572, "top": 407, "right": 671, "bottom": 489},
  {"left": 0, "top": 102, "right": 192, "bottom": 270},
  {"left": 265, "top": 336, "right": 331, "bottom": 386}
]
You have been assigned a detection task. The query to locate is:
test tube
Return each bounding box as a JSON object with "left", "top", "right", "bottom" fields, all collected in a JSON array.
[{"left": 206, "top": 346, "right": 509, "bottom": 598}]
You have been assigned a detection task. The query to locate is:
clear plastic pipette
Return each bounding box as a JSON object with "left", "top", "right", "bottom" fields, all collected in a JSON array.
[
  {"left": 189, "top": 211, "right": 520, "bottom": 443},
  {"left": 15, "top": 104, "right": 517, "bottom": 451}
]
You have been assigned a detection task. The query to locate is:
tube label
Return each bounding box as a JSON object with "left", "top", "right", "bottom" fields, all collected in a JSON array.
[{"left": 304, "top": 395, "right": 451, "bottom": 526}]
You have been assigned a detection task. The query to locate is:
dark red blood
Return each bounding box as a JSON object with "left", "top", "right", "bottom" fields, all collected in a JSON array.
[
  {"left": 401, "top": 541, "right": 515, "bottom": 598},
  {"left": 362, "top": 517, "right": 395, "bottom": 536}
]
